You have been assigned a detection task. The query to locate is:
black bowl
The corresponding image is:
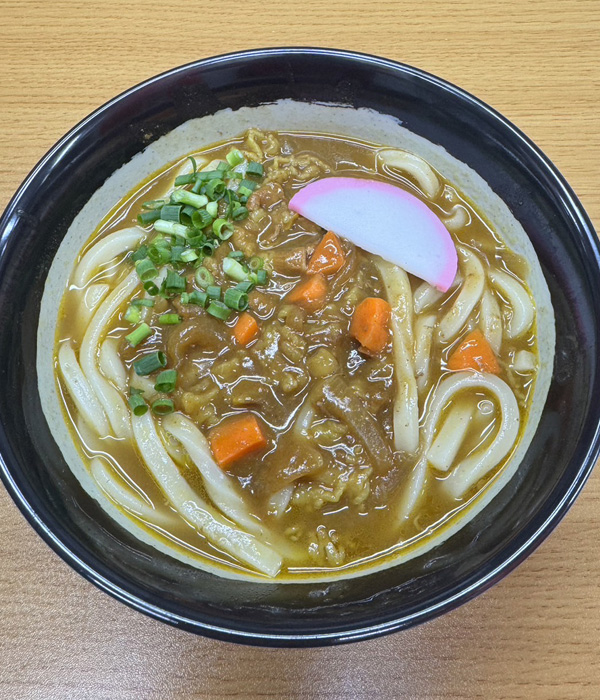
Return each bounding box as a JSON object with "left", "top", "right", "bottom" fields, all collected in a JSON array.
[{"left": 0, "top": 48, "right": 598, "bottom": 647}]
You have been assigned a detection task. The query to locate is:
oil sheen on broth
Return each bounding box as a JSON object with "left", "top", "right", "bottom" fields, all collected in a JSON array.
[{"left": 55, "top": 129, "right": 538, "bottom": 580}]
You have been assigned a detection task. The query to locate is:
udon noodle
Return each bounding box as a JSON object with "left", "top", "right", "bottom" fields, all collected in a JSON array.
[{"left": 38, "top": 102, "right": 554, "bottom": 582}]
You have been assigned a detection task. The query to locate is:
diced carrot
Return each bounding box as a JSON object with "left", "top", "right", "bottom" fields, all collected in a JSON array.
[
  {"left": 208, "top": 414, "right": 268, "bottom": 468},
  {"left": 350, "top": 297, "right": 391, "bottom": 356},
  {"left": 307, "top": 231, "right": 346, "bottom": 275},
  {"left": 447, "top": 329, "right": 500, "bottom": 374},
  {"left": 286, "top": 273, "right": 328, "bottom": 310},
  {"left": 233, "top": 312, "right": 259, "bottom": 346}
]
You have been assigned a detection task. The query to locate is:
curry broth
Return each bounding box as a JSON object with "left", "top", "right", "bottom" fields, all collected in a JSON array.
[{"left": 55, "top": 130, "right": 537, "bottom": 578}]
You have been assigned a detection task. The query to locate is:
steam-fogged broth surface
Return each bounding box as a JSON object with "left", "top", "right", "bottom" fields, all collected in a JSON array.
[{"left": 54, "top": 129, "right": 539, "bottom": 580}]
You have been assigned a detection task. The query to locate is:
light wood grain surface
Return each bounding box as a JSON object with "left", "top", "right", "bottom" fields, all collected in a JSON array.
[{"left": 1, "top": 1, "right": 599, "bottom": 698}]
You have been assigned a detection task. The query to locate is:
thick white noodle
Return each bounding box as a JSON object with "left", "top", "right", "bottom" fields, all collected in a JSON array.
[
  {"left": 479, "top": 288, "right": 503, "bottom": 354},
  {"left": 442, "top": 204, "right": 470, "bottom": 232},
  {"left": 99, "top": 337, "right": 127, "bottom": 388},
  {"left": 80, "top": 270, "right": 140, "bottom": 438},
  {"left": 77, "top": 284, "right": 110, "bottom": 331},
  {"left": 58, "top": 342, "right": 110, "bottom": 436},
  {"left": 129, "top": 372, "right": 158, "bottom": 400},
  {"left": 268, "top": 487, "right": 294, "bottom": 518},
  {"left": 375, "top": 259, "right": 419, "bottom": 453},
  {"left": 438, "top": 247, "right": 485, "bottom": 342},
  {"left": 489, "top": 268, "right": 535, "bottom": 339},
  {"left": 427, "top": 401, "right": 475, "bottom": 472},
  {"left": 414, "top": 281, "right": 444, "bottom": 314},
  {"left": 414, "top": 314, "right": 436, "bottom": 394},
  {"left": 73, "top": 227, "right": 145, "bottom": 287},
  {"left": 397, "top": 371, "right": 520, "bottom": 521},
  {"left": 513, "top": 349, "right": 537, "bottom": 373},
  {"left": 132, "top": 411, "right": 281, "bottom": 577},
  {"left": 378, "top": 149, "right": 441, "bottom": 199},
  {"left": 90, "top": 457, "right": 177, "bottom": 530}
]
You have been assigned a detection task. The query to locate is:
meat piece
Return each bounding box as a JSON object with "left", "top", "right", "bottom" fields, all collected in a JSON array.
[
  {"left": 247, "top": 183, "right": 285, "bottom": 211},
  {"left": 166, "top": 317, "right": 228, "bottom": 364},
  {"left": 266, "top": 245, "right": 315, "bottom": 275}
]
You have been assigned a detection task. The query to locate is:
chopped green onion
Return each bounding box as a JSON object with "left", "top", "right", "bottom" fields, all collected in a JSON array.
[
  {"left": 169, "top": 245, "right": 185, "bottom": 264},
  {"left": 153, "top": 219, "right": 192, "bottom": 237},
  {"left": 228, "top": 250, "right": 245, "bottom": 261},
  {"left": 143, "top": 280, "right": 159, "bottom": 295},
  {"left": 124, "top": 305, "right": 142, "bottom": 324},
  {"left": 132, "top": 298, "right": 154, "bottom": 307},
  {"left": 206, "top": 300, "right": 232, "bottom": 320},
  {"left": 235, "top": 280, "right": 255, "bottom": 293},
  {"left": 196, "top": 170, "right": 224, "bottom": 181},
  {"left": 181, "top": 249, "right": 199, "bottom": 263},
  {"left": 205, "top": 179, "right": 226, "bottom": 200},
  {"left": 165, "top": 270, "right": 186, "bottom": 294},
  {"left": 206, "top": 285, "right": 221, "bottom": 301},
  {"left": 135, "top": 259, "right": 158, "bottom": 282},
  {"left": 137, "top": 209, "right": 161, "bottom": 226},
  {"left": 216, "top": 161, "right": 229, "bottom": 171},
  {"left": 238, "top": 185, "right": 254, "bottom": 198},
  {"left": 130, "top": 245, "right": 149, "bottom": 263},
  {"left": 151, "top": 398, "right": 175, "bottom": 415},
  {"left": 206, "top": 201, "right": 218, "bottom": 218},
  {"left": 202, "top": 240, "right": 217, "bottom": 256},
  {"left": 148, "top": 244, "right": 171, "bottom": 266},
  {"left": 213, "top": 218, "right": 234, "bottom": 240},
  {"left": 240, "top": 178, "right": 259, "bottom": 192},
  {"left": 187, "top": 233, "right": 206, "bottom": 248},
  {"left": 126, "top": 323, "right": 152, "bottom": 347},
  {"left": 195, "top": 266, "right": 214, "bottom": 288},
  {"left": 133, "top": 351, "right": 167, "bottom": 376},
  {"left": 128, "top": 393, "right": 148, "bottom": 416},
  {"left": 158, "top": 313, "right": 182, "bottom": 325},
  {"left": 142, "top": 199, "right": 168, "bottom": 210},
  {"left": 226, "top": 149, "right": 245, "bottom": 167},
  {"left": 174, "top": 173, "right": 196, "bottom": 186},
  {"left": 224, "top": 288, "right": 249, "bottom": 311},
  {"left": 154, "top": 369, "right": 177, "bottom": 394},
  {"left": 189, "top": 290, "right": 208, "bottom": 306},
  {"left": 248, "top": 256, "right": 264, "bottom": 271},
  {"left": 256, "top": 269, "right": 268, "bottom": 285},
  {"left": 188, "top": 156, "right": 198, "bottom": 173},
  {"left": 232, "top": 206, "right": 248, "bottom": 221},
  {"left": 246, "top": 161, "right": 264, "bottom": 177},
  {"left": 223, "top": 257, "right": 250, "bottom": 283},
  {"left": 191, "top": 209, "right": 213, "bottom": 229},
  {"left": 171, "top": 189, "right": 209, "bottom": 208},
  {"left": 160, "top": 204, "right": 184, "bottom": 223}
]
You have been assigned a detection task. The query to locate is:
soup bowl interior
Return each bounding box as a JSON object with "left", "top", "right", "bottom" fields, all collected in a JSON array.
[{"left": 0, "top": 49, "right": 599, "bottom": 646}]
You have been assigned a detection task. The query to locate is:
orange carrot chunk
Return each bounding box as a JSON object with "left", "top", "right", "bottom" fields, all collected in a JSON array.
[
  {"left": 307, "top": 231, "right": 346, "bottom": 275},
  {"left": 447, "top": 329, "right": 500, "bottom": 374},
  {"left": 286, "top": 273, "right": 328, "bottom": 310},
  {"left": 233, "top": 312, "right": 259, "bottom": 346},
  {"left": 350, "top": 297, "right": 392, "bottom": 356},
  {"left": 209, "top": 414, "right": 268, "bottom": 468}
]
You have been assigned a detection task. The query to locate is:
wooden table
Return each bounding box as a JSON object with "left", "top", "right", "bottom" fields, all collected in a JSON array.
[{"left": 1, "top": 1, "right": 599, "bottom": 698}]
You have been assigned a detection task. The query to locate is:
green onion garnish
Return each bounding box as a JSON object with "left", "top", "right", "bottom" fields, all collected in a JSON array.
[
  {"left": 238, "top": 185, "right": 254, "bottom": 198},
  {"left": 232, "top": 206, "right": 249, "bottom": 221},
  {"left": 213, "top": 218, "right": 234, "bottom": 240},
  {"left": 124, "top": 305, "right": 142, "bottom": 324},
  {"left": 226, "top": 149, "right": 245, "bottom": 167},
  {"left": 154, "top": 369, "right": 177, "bottom": 393},
  {"left": 169, "top": 245, "right": 185, "bottom": 264},
  {"left": 196, "top": 170, "right": 224, "bottom": 181},
  {"left": 235, "top": 280, "right": 255, "bottom": 293},
  {"left": 143, "top": 280, "right": 159, "bottom": 296},
  {"left": 174, "top": 173, "right": 196, "bottom": 186},
  {"left": 160, "top": 204, "right": 184, "bottom": 223},
  {"left": 142, "top": 199, "right": 168, "bottom": 210},
  {"left": 132, "top": 298, "right": 154, "bottom": 307},
  {"left": 195, "top": 266, "right": 214, "bottom": 288},
  {"left": 246, "top": 162, "right": 264, "bottom": 177},
  {"left": 128, "top": 393, "right": 148, "bottom": 416},
  {"left": 148, "top": 245, "right": 171, "bottom": 266},
  {"left": 130, "top": 245, "right": 149, "bottom": 263},
  {"left": 191, "top": 208, "right": 213, "bottom": 229},
  {"left": 206, "top": 201, "right": 219, "bottom": 218},
  {"left": 228, "top": 250, "right": 245, "bottom": 261},
  {"left": 158, "top": 313, "right": 182, "bottom": 325},
  {"left": 202, "top": 240, "right": 217, "bottom": 257},
  {"left": 248, "top": 256, "right": 264, "bottom": 271},
  {"left": 223, "top": 257, "right": 250, "bottom": 283},
  {"left": 165, "top": 270, "right": 186, "bottom": 294},
  {"left": 151, "top": 398, "right": 175, "bottom": 415},
  {"left": 137, "top": 209, "right": 161, "bottom": 226},
  {"left": 216, "top": 161, "right": 229, "bottom": 172},
  {"left": 205, "top": 179, "right": 226, "bottom": 200},
  {"left": 256, "top": 269, "right": 268, "bottom": 285},
  {"left": 188, "top": 290, "right": 208, "bottom": 306},
  {"left": 171, "top": 189, "right": 209, "bottom": 208},
  {"left": 206, "top": 285, "right": 221, "bottom": 301},
  {"left": 206, "top": 300, "right": 232, "bottom": 320},
  {"left": 133, "top": 351, "right": 167, "bottom": 376},
  {"left": 126, "top": 323, "right": 152, "bottom": 347},
  {"left": 135, "top": 259, "right": 158, "bottom": 282},
  {"left": 240, "top": 178, "right": 259, "bottom": 192},
  {"left": 224, "top": 288, "right": 249, "bottom": 311},
  {"left": 180, "top": 249, "right": 199, "bottom": 263},
  {"left": 153, "top": 220, "right": 191, "bottom": 237}
]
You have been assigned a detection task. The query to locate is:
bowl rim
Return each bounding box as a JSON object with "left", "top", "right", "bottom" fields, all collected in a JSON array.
[{"left": 1, "top": 46, "right": 599, "bottom": 646}]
